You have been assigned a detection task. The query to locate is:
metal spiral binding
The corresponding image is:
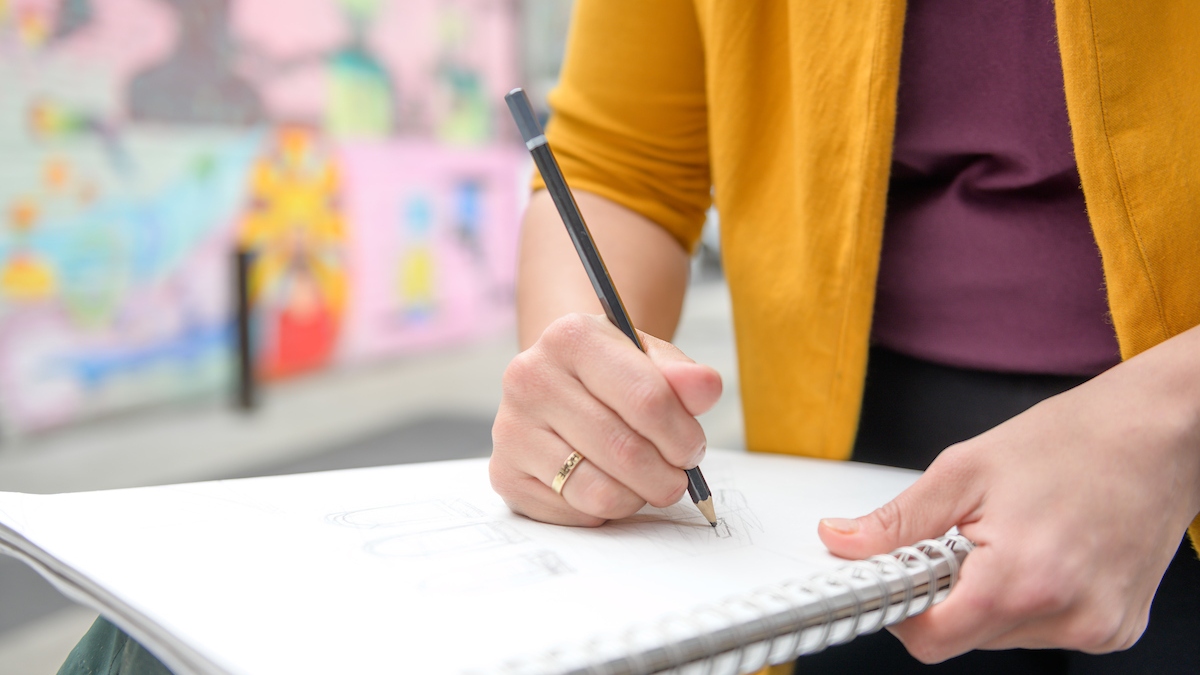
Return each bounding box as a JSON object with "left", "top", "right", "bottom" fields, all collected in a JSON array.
[{"left": 497, "top": 534, "right": 974, "bottom": 675}]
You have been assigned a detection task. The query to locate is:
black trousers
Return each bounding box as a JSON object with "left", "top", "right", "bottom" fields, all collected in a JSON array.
[{"left": 796, "top": 346, "right": 1200, "bottom": 673}]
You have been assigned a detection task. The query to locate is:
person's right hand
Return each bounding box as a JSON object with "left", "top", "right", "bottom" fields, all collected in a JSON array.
[{"left": 490, "top": 313, "right": 723, "bottom": 526}]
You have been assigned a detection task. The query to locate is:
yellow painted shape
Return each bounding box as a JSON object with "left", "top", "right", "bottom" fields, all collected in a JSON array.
[
  {"left": 400, "top": 248, "right": 436, "bottom": 305},
  {"left": 2, "top": 256, "right": 56, "bottom": 300}
]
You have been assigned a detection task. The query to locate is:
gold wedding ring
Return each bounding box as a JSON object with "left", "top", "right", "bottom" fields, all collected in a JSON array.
[{"left": 551, "top": 451, "right": 585, "bottom": 495}]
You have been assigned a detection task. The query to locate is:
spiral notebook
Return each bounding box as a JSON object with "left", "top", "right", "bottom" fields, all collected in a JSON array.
[{"left": 0, "top": 450, "right": 970, "bottom": 674}]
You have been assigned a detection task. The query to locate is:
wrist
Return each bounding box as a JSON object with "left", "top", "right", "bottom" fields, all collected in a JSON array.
[{"left": 1105, "top": 324, "right": 1200, "bottom": 517}]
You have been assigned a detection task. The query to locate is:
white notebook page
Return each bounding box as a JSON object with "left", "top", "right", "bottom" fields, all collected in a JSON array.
[{"left": 0, "top": 450, "right": 919, "bottom": 674}]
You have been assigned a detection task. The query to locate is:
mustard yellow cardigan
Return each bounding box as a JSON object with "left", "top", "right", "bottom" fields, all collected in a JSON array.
[{"left": 538, "top": 0, "right": 1200, "bottom": 546}]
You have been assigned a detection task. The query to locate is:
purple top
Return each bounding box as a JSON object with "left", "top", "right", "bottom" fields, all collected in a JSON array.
[{"left": 871, "top": 0, "right": 1121, "bottom": 376}]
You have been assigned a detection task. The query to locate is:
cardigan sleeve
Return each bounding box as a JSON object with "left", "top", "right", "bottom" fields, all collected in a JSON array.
[{"left": 532, "top": 0, "right": 712, "bottom": 253}]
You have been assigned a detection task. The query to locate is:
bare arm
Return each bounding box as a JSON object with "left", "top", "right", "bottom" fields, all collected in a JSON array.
[{"left": 516, "top": 189, "right": 693, "bottom": 349}]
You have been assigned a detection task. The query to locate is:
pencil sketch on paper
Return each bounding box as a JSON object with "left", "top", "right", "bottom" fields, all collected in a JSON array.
[
  {"left": 327, "top": 499, "right": 484, "bottom": 530},
  {"left": 365, "top": 521, "right": 526, "bottom": 558},
  {"left": 419, "top": 550, "right": 573, "bottom": 593},
  {"left": 601, "top": 489, "right": 763, "bottom": 554},
  {"left": 712, "top": 519, "right": 733, "bottom": 539}
]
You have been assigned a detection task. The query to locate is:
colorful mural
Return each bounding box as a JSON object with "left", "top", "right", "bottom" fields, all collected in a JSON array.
[
  {"left": 238, "top": 125, "right": 347, "bottom": 380},
  {"left": 0, "top": 0, "right": 523, "bottom": 434}
]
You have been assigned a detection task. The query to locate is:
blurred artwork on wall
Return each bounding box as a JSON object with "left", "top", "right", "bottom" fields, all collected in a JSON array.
[
  {"left": 0, "top": 0, "right": 523, "bottom": 434},
  {"left": 238, "top": 125, "right": 347, "bottom": 381}
]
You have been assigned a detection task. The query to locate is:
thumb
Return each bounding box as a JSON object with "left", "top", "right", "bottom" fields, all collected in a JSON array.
[
  {"left": 641, "top": 333, "right": 723, "bottom": 416},
  {"left": 818, "top": 463, "right": 980, "bottom": 560}
]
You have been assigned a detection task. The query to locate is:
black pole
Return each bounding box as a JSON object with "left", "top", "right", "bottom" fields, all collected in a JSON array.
[{"left": 234, "top": 247, "right": 257, "bottom": 411}]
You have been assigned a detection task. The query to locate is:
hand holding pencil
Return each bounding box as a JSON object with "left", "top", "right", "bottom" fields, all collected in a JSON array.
[
  {"left": 489, "top": 89, "right": 722, "bottom": 527},
  {"left": 491, "top": 316, "right": 721, "bottom": 526}
]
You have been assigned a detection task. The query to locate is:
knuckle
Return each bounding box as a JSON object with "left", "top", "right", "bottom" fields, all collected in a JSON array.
[
  {"left": 500, "top": 351, "right": 536, "bottom": 396},
  {"left": 568, "top": 469, "right": 615, "bottom": 517},
  {"left": 661, "top": 441, "right": 701, "bottom": 469},
  {"left": 589, "top": 490, "right": 626, "bottom": 519},
  {"left": 487, "top": 458, "right": 526, "bottom": 504},
  {"left": 625, "top": 376, "right": 674, "bottom": 421},
  {"left": 490, "top": 408, "right": 540, "bottom": 459},
  {"left": 487, "top": 456, "right": 509, "bottom": 493},
  {"left": 667, "top": 425, "right": 706, "bottom": 467},
  {"left": 581, "top": 483, "right": 642, "bottom": 520},
  {"left": 606, "top": 426, "right": 650, "bottom": 470},
  {"left": 647, "top": 475, "right": 689, "bottom": 508},
  {"left": 930, "top": 441, "right": 979, "bottom": 479},
  {"left": 1008, "top": 576, "right": 1073, "bottom": 618},
  {"left": 624, "top": 372, "right": 681, "bottom": 429},
  {"left": 543, "top": 313, "right": 592, "bottom": 354},
  {"left": 868, "top": 500, "right": 906, "bottom": 539},
  {"left": 490, "top": 411, "right": 518, "bottom": 449},
  {"left": 501, "top": 355, "right": 530, "bottom": 396},
  {"left": 959, "top": 584, "right": 999, "bottom": 619}
]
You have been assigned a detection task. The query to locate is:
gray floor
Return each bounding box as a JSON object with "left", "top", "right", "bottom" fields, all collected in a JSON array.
[
  {"left": 233, "top": 414, "right": 495, "bottom": 478},
  {"left": 0, "top": 560, "right": 74, "bottom": 638}
]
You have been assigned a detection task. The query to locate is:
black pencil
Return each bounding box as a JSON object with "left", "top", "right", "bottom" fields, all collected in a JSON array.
[{"left": 505, "top": 87, "right": 718, "bottom": 527}]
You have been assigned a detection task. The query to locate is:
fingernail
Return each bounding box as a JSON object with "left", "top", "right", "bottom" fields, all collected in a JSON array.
[
  {"left": 820, "top": 518, "right": 859, "bottom": 534},
  {"left": 689, "top": 441, "right": 706, "bottom": 468}
]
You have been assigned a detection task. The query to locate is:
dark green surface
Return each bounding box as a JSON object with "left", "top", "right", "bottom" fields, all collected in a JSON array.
[{"left": 58, "top": 618, "right": 172, "bottom": 675}]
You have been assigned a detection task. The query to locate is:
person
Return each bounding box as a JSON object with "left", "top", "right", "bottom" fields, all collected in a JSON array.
[
  {"left": 57, "top": 1, "right": 1199, "bottom": 673},
  {"left": 488, "top": 0, "right": 1200, "bottom": 673}
]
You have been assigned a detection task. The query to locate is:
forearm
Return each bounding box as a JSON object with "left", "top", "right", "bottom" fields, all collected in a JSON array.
[
  {"left": 1105, "top": 322, "right": 1200, "bottom": 519},
  {"left": 516, "top": 189, "right": 692, "bottom": 349}
]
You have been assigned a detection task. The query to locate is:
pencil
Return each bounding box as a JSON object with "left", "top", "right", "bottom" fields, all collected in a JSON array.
[{"left": 505, "top": 87, "right": 718, "bottom": 527}]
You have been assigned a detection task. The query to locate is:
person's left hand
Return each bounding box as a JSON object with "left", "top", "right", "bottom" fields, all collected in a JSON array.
[{"left": 818, "top": 332, "right": 1200, "bottom": 663}]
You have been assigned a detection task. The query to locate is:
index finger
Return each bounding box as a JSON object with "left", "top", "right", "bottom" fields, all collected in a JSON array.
[{"left": 547, "top": 315, "right": 708, "bottom": 470}]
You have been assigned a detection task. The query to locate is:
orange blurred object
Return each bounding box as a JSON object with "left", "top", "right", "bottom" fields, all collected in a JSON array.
[
  {"left": 44, "top": 158, "right": 71, "bottom": 191},
  {"left": 8, "top": 198, "right": 40, "bottom": 231}
]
